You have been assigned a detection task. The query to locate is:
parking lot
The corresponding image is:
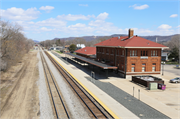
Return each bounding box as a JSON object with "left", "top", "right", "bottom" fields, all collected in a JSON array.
[{"left": 107, "top": 64, "right": 180, "bottom": 119}]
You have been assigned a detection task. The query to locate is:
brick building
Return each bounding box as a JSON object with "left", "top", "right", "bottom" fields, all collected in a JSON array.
[
  {"left": 75, "top": 47, "right": 96, "bottom": 58},
  {"left": 94, "top": 29, "right": 168, "bottom": 78}
]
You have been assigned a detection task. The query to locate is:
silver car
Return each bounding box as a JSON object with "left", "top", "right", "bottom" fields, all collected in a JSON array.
[{"left": 170, "top": 77, "right": 180, "bottom": 83}]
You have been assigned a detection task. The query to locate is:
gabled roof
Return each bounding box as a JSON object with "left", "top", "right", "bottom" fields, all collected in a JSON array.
[
  {"left": 75, "top": 47, "right": 96, "bottom": 55},
  {"left": 94, "top": 36, "right": 168, "bottom": 48}
]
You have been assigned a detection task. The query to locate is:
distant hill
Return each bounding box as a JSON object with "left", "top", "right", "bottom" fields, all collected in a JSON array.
[
  {"left": 52, "top": 35, "right": 105, "bottom": 42},
  {"left": 33, "top": 40, "right": 39, "bottom": 43},
  {"left": 51, "top": 34, "right": 179, "bottom": 42},
  {"left": 111, "top": 34, "right": 176, "bottom": 42}
]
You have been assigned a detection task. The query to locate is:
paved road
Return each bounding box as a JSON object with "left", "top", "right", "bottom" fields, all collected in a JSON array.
[{"left": 163, "top": 64, "right": 180, "bottom": 76}]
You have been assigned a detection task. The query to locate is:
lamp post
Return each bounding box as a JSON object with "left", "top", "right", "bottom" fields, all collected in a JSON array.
[{"left": 162, "top": 62, "right": 165, "bottom": 76}]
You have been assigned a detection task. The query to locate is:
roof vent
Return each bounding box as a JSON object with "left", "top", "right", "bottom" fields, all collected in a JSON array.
[
  {"left": 118, "top": 36, "right": 120, "bottom": 39},
  {"left": 85, "top": 50, "right": 86, "bottom": 51}
]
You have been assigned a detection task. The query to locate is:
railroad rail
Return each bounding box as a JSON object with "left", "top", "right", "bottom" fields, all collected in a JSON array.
[
  {"left": 45, "top": 51, "right": 114, "bottom": 119},
  {"left": 40, "top": 50, "right": 70, "bottom": 119}
]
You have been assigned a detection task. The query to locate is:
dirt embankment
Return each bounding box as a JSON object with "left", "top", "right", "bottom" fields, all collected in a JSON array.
[{"left": 0, "top": 50, "right": 40, "bottom": 119}]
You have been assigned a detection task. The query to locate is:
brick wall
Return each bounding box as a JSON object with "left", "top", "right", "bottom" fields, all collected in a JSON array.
[
  {"left": 97, "top": 47, "right": 162, "bottom": 75},
  {"left": 126, "top": 48, "right": 161, "bottom": 73}
]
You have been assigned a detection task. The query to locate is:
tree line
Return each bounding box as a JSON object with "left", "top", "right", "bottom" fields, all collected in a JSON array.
[
  {"left": 40, "top": 36, "right": 111, "bottom": 49},
  {"left": 0, "top": 20, "right": 34, "bottom": 71}
]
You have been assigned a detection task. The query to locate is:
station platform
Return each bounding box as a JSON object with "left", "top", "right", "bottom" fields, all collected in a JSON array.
[
  {"left": 48, "top": 51, "right": 139, "bottom": 119},
  {"left": 47, "top": 51, "right": 179, "bottom": 119}
]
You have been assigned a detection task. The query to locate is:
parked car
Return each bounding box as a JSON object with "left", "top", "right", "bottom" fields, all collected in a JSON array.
[{"left": 170, "top": 77, "right": 180, "bottom": 83}]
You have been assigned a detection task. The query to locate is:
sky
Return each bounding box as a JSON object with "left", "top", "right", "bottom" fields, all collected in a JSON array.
[{"left": 0, "top": 0, "right": 180, "bottom": 41}]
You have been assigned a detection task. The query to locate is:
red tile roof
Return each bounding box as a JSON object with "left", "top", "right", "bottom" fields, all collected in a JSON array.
[
  {"left": 75, "top": 47, "right": 96, "bottom": 55},
  {"left": 94, "top": 36, "right": 168, "bottom": 48}
]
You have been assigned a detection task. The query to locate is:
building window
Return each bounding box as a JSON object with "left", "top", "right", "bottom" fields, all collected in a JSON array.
[
  {"left": 142, "top": 63, "right": 146, "bottom": 65},
  {"left": 98, "top": 48, "right": 100, "bottom": 53},
  {"left": 141, "top": 50, "right": 148, "bottom": 56},
  {"left": 131, "top": 67, "right": 135, "bottom": 72},
  {"left": 117, "top": 50, "right": 119, "bottom": 55},
  {"left": 103, "top": 48, "right": 105, "bottom": 54},
  {"left": 122, "top": 50, "right": 124, "bottom": 55},
  {"left": 151, "top": 50, "right": 158, "bottom": 56},
  {"left": 152, "top": 63, "right": 156, "bottom": 71},
  {"left": 130, "top": 50, "right": 137, "bottom": 56},
  {"left": 111, "top": 49, "right": 114, "bottom": 54},
  {"left": 142, "top": 67, "right": 145, "bottom": 72},
  {"left": 122, "top": 65, "right": 123, "bottom": 70},
  {"left": 106, "top": 49, "right": 109, "bottom": 54},
  {"left": 131, "top": 63, "right": 135, "bottom": 72}
]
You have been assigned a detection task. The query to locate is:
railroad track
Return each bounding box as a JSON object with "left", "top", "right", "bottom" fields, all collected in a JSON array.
[
  {"left": 40, "top": 50, "right": 70, "bottom": 119},
  {"left": 45, "top": 51, "right": 114, "bottom": 119}
]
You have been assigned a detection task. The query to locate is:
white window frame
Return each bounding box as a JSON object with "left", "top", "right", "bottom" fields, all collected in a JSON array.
[
  {"left": 131, "top": 67, "right": 135, "bottom": 72},
  {"left": 142, "top": 67, "right": 145, "bottom": 72}
]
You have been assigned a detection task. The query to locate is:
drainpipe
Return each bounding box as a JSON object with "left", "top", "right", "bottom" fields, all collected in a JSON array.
[
  {"left": 115, "top": 48, "right": 117, "bottom": 66},
  {"left": 124, "top": 48, "right": 127, "bottom": 78}
]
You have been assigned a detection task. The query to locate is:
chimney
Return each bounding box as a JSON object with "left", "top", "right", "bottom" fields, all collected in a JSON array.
[{"left": 128, "top": 28, "right": 134, "bottom": 38}]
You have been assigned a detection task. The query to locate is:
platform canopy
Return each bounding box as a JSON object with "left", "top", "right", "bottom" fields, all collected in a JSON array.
[{"left": 66, "top": 53, "right": 117, "bottom": 69}]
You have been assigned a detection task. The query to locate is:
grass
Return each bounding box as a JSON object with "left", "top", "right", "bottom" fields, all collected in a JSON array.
[
  {"left": 56, "top": 51, "right": 62, "bottom": 54},
  {"left": 165, "top": 61, "right": 179, "bottom": 65}
]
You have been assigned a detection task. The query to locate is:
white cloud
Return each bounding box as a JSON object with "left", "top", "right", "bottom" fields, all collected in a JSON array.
[
  {"left": 177, "top": 25, "right": 180, "bottom": 27},
  {"left": 40, "top": 27, "right": 52, "bottom": 31},
  {"left": 79, "top": 4, "right": 88, "bottom": 7},
  {"left": 68, "top": 23, "right": 86, "bottom": 28},
  {"left": 89, "top": 20, "right": 113, "bottom": 27},
  {"left": 96, "top": 12, "right": 108, "bottom": 20},
  {"left": 39, "top": 6, "right": 54, "bottom": 10},
  {"left": 158, "top": 24, "right": 172, "bottom": 30},
  {"left": 0, "top": 7, "right": 40, "bottom": 21},
  {"left": 130, "top": 4, "right": 149, "bottom": 10},
  {"left": 39, "top": 6, "right": 54, "bottom": 12},
  {"left": 170, "top": 14, "right": 178, "bottom": 18},
  {"left": 36, "top": 18, "right": 67, "bottom": 27},
  {"left": 57, "top": 14, "right": 95, "bottom": 21}
]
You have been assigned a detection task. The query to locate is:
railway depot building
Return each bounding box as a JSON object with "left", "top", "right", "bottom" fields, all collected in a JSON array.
[
  {"left": 94, "top": 29, "right": 168, "bottom": 78},
  {"left": 75, "top": 47, "right": 96, "bottom": 58}
]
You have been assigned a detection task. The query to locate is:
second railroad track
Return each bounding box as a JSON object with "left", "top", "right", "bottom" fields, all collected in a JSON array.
[{"left": 40, "top": 50, "right": 70, "bottom": 119}]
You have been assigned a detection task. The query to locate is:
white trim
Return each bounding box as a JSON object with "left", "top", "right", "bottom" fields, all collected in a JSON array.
[
  {"left": 126, "top": 71, "right": 160, "bottom": 74},
  {"left": 130, "top": 56, "right": 138, "bottom": 57},
  {"left": 124, "top": 47, "right": 168, "bottom": 49},
  {"left": 75, "top": 52, "right": 95, "bottom": 56},
  {"left": 96, "top": 46, "right": 168, "bottom": 49}
]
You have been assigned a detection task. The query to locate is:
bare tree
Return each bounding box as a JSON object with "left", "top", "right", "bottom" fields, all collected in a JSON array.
[{"left": 0, "top": 20, "right": 33, "bottom": 71}]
